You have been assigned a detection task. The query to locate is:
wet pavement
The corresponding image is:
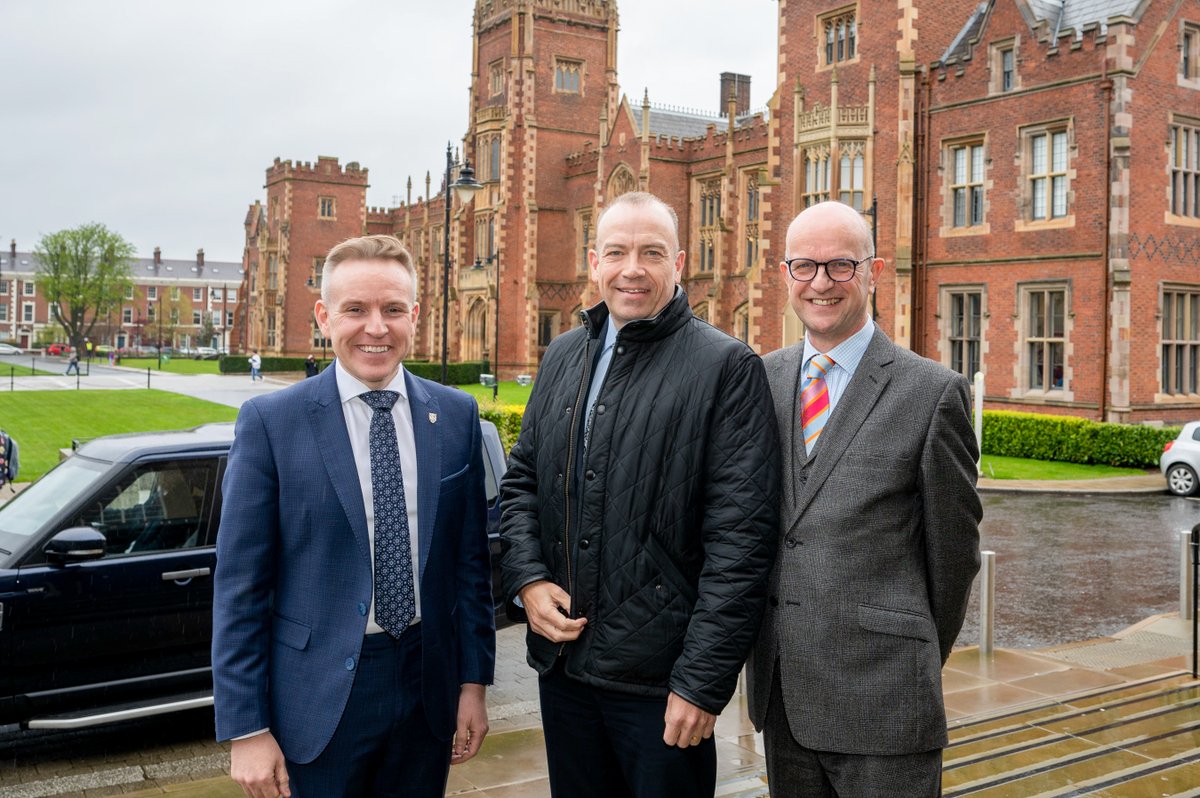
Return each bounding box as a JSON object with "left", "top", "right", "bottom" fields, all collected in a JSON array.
[{"left": 958, "top": 493, "right": 1200, "bottom": 649}]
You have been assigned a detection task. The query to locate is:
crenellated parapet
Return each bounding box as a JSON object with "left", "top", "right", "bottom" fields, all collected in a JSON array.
[{"left": 265, "top": 155, "right": 369, "bottom": 186}]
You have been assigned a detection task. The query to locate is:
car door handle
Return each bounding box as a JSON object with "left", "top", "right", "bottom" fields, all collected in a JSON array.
[{"left": 161, "top": 567, "right": 211, "bottom": 581}]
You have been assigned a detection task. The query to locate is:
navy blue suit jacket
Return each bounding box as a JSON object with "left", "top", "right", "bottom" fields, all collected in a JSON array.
[{"left": 211, "top": 365, "right": 495, "bottom": 763}]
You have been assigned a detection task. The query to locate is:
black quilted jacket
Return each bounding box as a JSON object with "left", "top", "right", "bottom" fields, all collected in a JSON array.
[{"left": 500, "top": 291, "right": 780, "bottom": 714}]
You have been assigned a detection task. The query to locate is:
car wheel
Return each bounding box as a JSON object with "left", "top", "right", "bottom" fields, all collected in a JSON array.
[{"left": 1166, "top": 463, "right": 1199, "bottom": 497}]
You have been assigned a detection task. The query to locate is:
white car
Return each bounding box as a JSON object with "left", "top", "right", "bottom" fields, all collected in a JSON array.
[
  {"left": 193, "top": 347, "right": 219, "bottom": 360},
  {"left": 0, "top": 343, "right": 23, "bottom": 355},
  {"left": 1160, "top": 421, "right": 1200, "bottom": 496}
]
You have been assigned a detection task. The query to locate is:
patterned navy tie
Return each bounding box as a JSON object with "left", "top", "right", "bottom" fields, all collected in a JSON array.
[{"left": 359, "top": 390, "right": 415, "bottom": 637}]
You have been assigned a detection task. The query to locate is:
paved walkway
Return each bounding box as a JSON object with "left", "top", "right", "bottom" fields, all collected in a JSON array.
[{"left": 2, "top": 369, "right": 1193, "bottom": 795}]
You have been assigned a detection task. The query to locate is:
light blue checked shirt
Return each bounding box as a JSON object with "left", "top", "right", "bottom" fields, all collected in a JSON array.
[{"left": 801, "top": 319, "right": 876, "bottom": 417}]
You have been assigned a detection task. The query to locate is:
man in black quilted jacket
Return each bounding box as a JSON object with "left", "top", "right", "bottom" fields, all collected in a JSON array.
[{"left": 501, "top": 191, "right": 780, "bottom": 798}]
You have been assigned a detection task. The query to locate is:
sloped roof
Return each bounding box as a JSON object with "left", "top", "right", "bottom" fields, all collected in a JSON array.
[
  {"left": 1, "top": 252, "right": 243, "bottom": 282},
  {"left": 941, "top": 2, "right": 990, "bottom": 64},
  {"left": 630, "top": 104, "right": 765, "bottom": 140},
  {"left": 1025, "top": 0, "right": 1142, "bottom": 35}
]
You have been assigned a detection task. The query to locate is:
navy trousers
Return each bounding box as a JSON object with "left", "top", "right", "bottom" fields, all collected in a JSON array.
[
  {"left": 538, "top": 661, "right": 716, "bottom": 798},
  {"left": 287, "top": 626, "right": 449, "bottom": 798}
]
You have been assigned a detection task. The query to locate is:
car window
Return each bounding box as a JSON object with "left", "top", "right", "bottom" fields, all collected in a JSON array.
[
  {"left": 71, "top": 459, "right": 219, "bottom": 556},
  {"left": 1192, "top": 427, "right": 1200, "bottom": 442},
  {"left": 0, "top": 456, "right": 110, "bottom": 556}
]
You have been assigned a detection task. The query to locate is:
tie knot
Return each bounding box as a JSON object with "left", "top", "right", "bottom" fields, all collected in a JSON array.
[
  {"left": 806, "top": 354, "right": 835, "bottom": 380},
  {"left": 359, "top": 390, "right": 400, "bottom": 412}
]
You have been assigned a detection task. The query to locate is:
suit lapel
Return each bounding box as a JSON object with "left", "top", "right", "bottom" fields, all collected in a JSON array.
[
  {"left": 770, "top": 344, "right": 807, "bottom": 510},
  {"left": 405, "top": 370, "right": 440, "bottom": 584},
  {"left": 308, "top": 367, "right": 370, "bottom": 563},
  {"left": 788, "top": 328, "right": 895, "bottom": 536}
]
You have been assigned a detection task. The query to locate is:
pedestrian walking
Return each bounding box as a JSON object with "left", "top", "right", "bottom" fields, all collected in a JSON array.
[
  {"left": 248, "top": 350, "right": 262, "bottom": 381},
  {"left": 304, "top": 354, "right": 319, "bottom": 378},
  {"left": 64, "top": 352, "right": 80, "bottom": 376}
]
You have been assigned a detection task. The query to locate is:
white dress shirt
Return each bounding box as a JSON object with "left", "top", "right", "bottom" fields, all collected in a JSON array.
[
  {"left": 802, "top": 319, "right": 876, "bottom": 416},
  {"left": 335, "top": 362, "right": 421, "bottom": 632}
]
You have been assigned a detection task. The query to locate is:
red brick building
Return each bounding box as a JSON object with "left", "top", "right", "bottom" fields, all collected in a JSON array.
[{"left": 241, "top": 0, "right": 1199, "bottom": 423}]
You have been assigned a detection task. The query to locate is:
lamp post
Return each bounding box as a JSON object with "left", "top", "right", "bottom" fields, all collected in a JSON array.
[
  {"left": 473, "top": 253, "right": 500, "bottom": 402},
  {"left": 157, "top": 293, "right": 164, "bottom": 369},
  {"left": 440, "top": 142, "right": 483, "bottom": 385}
]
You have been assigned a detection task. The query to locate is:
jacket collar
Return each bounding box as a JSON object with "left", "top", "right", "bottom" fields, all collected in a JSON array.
[{"left": 579, "top": 286, "right": 691, "bottom": 344}]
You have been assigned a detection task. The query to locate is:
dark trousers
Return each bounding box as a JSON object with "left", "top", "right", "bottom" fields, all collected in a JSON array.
[
  {"left": 287, "top": 626, "right": 449, "bottom": 798},
  {"left": 763, "top": 670, "right": 942, "bottom": 797},
  {"left": 538, "top": 661, "right": 716, "bottom": 798}
]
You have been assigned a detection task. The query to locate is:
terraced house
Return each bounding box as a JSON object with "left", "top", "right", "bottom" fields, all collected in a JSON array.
[{"left": 239, "top": 0, "right": 1199, "bottom": 423}]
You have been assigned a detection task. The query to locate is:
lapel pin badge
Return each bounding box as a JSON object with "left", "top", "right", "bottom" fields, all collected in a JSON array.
[{"left": 429, "top": 412, "right": 438, "bottom": 424}]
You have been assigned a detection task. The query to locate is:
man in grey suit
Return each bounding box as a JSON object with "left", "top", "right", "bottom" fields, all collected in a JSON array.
[{"left": 749, "top": 200, "right": 982, "bottom": 796}]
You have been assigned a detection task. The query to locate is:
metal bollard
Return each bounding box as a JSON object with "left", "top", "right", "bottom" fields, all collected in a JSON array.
[
  {"left": 979, "top": 550, "right": 996, "bottom": 656},
  {"left": 1191, "top": 524, "right": 1199, "bottom": 680},
  {"left": 147, "top": 367, "right": 151, "bottom": 389},
  {"left": 1182, "top": 530, "right": 1196, "bottom": 622}
]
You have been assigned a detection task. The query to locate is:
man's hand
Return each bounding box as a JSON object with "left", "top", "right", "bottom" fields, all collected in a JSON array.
[
  {"left": 230, "top": 733, "right": 290, "bottom": 798},
  {"left": 662, "top": 692, "right": 716, "bottom": 749},
  {"left": 451, "top": 683, "right": 489, "bottom": 764},
  {"left": 519, "top": 580, "right": 587, "bottom": 643}
]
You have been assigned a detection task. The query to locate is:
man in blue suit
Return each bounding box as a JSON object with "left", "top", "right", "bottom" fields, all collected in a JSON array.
[{"left": 212, "top": 234, "right": 495, "bottom": 798}]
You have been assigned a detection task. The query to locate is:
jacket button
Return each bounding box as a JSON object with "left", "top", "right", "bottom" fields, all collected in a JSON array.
[
  {"left": 579, "top": 538, "right": 591, "bottom": 550},
  {"left": 769, "top": 596, "right": 779, "bottom": 607},
  {"left": 616, "top": 345, "right": 626, "bottom": 355},
  {"left": 784, "top": 536, "right": 798, "bottom": 548},
  {"left": 344, "top": 657, "right": 355, "bottom": 671},
  {"left": 596, "top": 404, "right": 605, "bottom": 414},
  {"left": 358, "top": 602, "right": 368, "bottom": 616},
  {"left": 585, "top": 470, "right": 596, "bottom": 480}
]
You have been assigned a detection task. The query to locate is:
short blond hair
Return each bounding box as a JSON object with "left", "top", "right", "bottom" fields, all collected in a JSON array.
[{"left": 321, "top": 235, "right": 419, "bottom": 303}]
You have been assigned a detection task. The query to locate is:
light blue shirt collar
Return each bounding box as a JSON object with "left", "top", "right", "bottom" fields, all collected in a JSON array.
[{"left": 803, "top": 319, "right": 875, "bottom": 378}]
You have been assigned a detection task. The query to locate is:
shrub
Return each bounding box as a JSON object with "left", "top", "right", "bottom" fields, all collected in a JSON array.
[
  {"left": 981, "top": 410, "right": 1178, "bottom": 468},
  {"left": 479, "top": 405, "right": 524, "bottom": 453},
  {"left": 403, "top": 361, "right": 484, "bottom": 385}
]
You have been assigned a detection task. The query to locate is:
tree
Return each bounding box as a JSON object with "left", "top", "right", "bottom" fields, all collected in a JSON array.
[{"left": 35, "top": 223, "right": 135, "bottom": 352}]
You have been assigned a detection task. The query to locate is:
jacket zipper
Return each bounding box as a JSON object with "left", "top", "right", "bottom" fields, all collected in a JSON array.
[{"left": 559, "top": 336, "right": 592, "bottom": 655}]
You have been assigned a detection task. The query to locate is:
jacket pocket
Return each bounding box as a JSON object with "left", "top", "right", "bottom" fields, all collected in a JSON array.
[
  {"left": 643, "top": 533, "right": 698, "bottom": 604},
  {"left": 440, "top": 461, "right": 471, "bottom": 494},
  {"left": 272, "top": 613, "right": 312, "bottom": 651},
  {"left": 857, "top": 604, "right": 936, "bottom": 643}
]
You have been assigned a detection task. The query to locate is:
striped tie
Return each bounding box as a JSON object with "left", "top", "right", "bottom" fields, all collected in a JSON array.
[{"left": 801, "top": 354, "right": 835, "bottom": 454}]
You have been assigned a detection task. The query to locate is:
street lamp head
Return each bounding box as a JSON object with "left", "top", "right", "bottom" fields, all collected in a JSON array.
[{"left": 453, "top": 158, "right": 483, "bottom": 204}]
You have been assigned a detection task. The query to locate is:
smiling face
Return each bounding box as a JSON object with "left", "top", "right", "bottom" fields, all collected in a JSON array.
[
  {"left": 781, "top": 201, "right": 883, "bottom": 352},
  {"left": 315, "top": 258, "right": 420, "bottom": 389},
  {"left": 589, "top": 199, "right": 685, "bottom": 329}
]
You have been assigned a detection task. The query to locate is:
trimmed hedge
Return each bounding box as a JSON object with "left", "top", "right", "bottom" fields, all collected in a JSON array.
[
  {"left": 403, "top": 361, "right": 484, "bottom": 385},
  {"left": 479, "top": 405, "right": 524, "bottom": 453},
  {"left": 981, "top": 410, "right": 1177, "bottom": 468},
  {"left": 220, "top": 357, "right": 481, "bottom": 384},
  {"left": 220, "top": 355, "right": 325, "bottom": 373}
]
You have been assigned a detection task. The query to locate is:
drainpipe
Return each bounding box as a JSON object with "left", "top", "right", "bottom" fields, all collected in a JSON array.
[{"left": 1099, "top": 57, "right": 1111, "bottom": 421}]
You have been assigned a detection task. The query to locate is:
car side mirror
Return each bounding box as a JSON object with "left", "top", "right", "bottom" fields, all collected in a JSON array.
[{"left": 44, "top": 527, "right": 108, "bottom": 566}]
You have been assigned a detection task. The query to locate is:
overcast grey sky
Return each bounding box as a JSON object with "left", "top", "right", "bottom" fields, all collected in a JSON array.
[{"left": 1, "top": 1, "right": 778, "bottom": 263}]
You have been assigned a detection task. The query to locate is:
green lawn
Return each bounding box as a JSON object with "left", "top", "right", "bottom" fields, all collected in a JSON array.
[
  {"left": 1, "top": 390, "right": 238, "bottom": 480},
  {"left": 456, "top": 381, "right": 534, "bottom": 406},
  {"left": 117, "top": 357, "right": 224, "bottom": 374},
  {"left": 979, "top": 454, "right": 1147, "bottom": 480},
  {"left": 0, "top": 360, "right": 55, "bottom": 376}
]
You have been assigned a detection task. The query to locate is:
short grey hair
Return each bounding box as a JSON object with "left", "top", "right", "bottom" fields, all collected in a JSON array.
[
  {"left": 320, "top": 235, "right": 419, "bottom": 304},
  {"left": 595, "top": 191, "right": 681, "bottom": 252}
]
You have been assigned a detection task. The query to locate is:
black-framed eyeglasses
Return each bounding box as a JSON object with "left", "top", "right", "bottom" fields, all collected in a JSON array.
[{"left": 783, "top": 256, "right": 874, "bottom": 282}]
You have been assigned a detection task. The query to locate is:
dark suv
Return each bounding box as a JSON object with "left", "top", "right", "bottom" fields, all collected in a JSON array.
[{"left": 0, "top": 420, "right": 509, "bottom": 731}]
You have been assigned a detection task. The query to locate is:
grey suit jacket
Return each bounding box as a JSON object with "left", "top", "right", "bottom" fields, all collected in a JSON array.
[{"left": 747, "top": 327, "right": 981, "bottom": 755}]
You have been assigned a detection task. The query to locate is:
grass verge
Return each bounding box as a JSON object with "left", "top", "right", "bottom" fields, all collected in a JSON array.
[
  {"left": 117, "top": 357, "right": 224, "bottom": 374},
  {"left": 456, "top": 382, "right": 534, "bottom": 406},
  {"left": 1, "top": 390, "right": 238, "bottom": 480},
  {"left": 979, "top": 454, "right": 1148, "bottom": 480}
]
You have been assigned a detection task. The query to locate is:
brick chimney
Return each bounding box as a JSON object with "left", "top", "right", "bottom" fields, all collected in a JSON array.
[
  {"left": 9, "top": 239, "right": 15, "bottom": 265},
  {"left": 719, "top": 72, "right": 751, "bottom": 117},
  {"left": 196, "top": 248, "right": 205, "bottom": 267},
  {"left": 153, "top": 246, "right": 162, "bottom": 266}
]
